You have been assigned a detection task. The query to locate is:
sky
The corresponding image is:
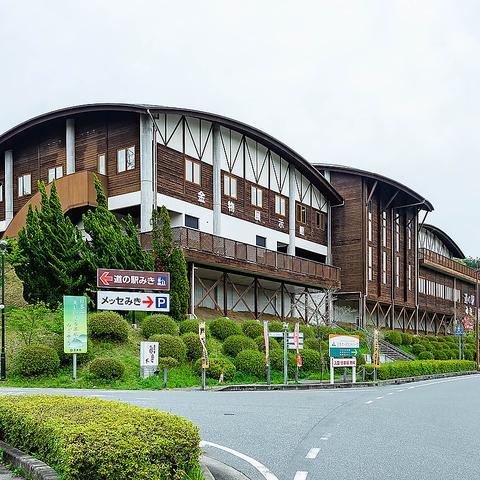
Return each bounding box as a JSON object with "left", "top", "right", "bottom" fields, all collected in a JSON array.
[{"left": 0, "top": 1, "right": 479, "bottom": 255}]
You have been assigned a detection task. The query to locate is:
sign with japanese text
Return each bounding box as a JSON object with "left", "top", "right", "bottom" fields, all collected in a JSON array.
[
  {"left": 293, "top": 322, "right": 302, "bottom": 367},
  {"left": 199, "top": 322, "right": 209, "bottom": 369},
  {"left": 332, "top": 358, "right": 357, "bottom": 367},
  {"left": 287, "top": 332, "right": 304, "bottom": 350},
  {"left": 463, "top": 316, "right": 474, "bottom": 331},
  {"left": 329, "top": 334, "right": 360, "bottom": 358},
  {"left": 64, "top": 296, "right": 88, "bottom": 354},
  {"left": 373, "top": 329, "right": 380, "bottom": 368},
  {"left": 97, "top": 269, "right": 170, "bottom": 291},
  {"left": 97, "top": 291, "right": 170, "bottom": 312},
  {"left": 140, "top": 341, "right": 159, "bottom": 367}
]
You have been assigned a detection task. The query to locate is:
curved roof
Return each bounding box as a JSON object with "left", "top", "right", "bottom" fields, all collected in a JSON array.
[
  {"left": 0, "top": 103, "right": 343, "bottom": 205},
  {"left": 421, "top": 224, "right": 465, "bottom": 259},
  {"left": 315, "top": 163, "right": 433, "bottom": 212}
]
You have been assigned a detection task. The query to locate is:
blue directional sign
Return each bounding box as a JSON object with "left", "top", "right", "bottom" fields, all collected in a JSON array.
[{"left": 454, "top": 325, "right": 464, "bottom": 336}]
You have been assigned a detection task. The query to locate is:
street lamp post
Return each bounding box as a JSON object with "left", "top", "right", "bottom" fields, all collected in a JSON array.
[{"left": 0, "top": 240, "right": 7, "bottom": 380}]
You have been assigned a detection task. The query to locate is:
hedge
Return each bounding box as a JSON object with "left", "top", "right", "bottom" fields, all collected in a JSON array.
[
  {"left": 142, "top": 315, "right": 179, "bottom": 338},
  {"left": 88, "top": 311, "right": 129, "bottom": 342},
  {"left": 89, "top": 357, "right": 125, "bottom": 380},
  {"left": 304, "top": 337, "right": 321, "bottom": 350},
  {"left": 269, "top": 349, "right": 296, "bottom": 371},
  {"left": 13, "top": 345, "right": 60, "bottom": 377},
  {"left": 149, "top": 334, "right": 187, "bottom": 363},
  {"left": 194, "top": 357, "right": 236, "bottom": 381},
  {"left": 384, "top": 330, "right": 402, "bottom": 346},
  {"left": 418, "top": 351, "right": 434, "bottom": 360},
  {"left": 299, "top": 349, "right": 321, "bottom": 372},
  {"left": 209, "top": 317, "right": 241, "bottom": 340},
  {"left": 0, "top": 395, "right": 200, "bottom": 479},
  {"left": 241, "top": 320, "right": 264, "bottom": 339},
  {"left": 181, "top": 333, "right": 203, "bottom": 361},
  {"left": 179, "top": 319, "right": 206, "bottom": 336},
  {"left": 362, "top": 360, "right": 476, "bottom": 380},
  {"left": 254, "top": 335, "right": 280, "bottom": 352},
  {"left": 223, "top": 335, "right": 258, "bottom": 357},
  {"left": 235, "top": 350, "right": 266, "bottom": 377}
]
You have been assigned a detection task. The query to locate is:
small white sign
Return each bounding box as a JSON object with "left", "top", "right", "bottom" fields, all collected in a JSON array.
[
  {"left": 97, "top": 291, "right": 170, "bottom": 312},
  {"left": 140, "top": 341, "right": 159, "bottom": 367},
  {"left": 332, "top": 357, "right": 357, "bottom": 367},
  {"left": 328, "top": 335, "right": 360, "bottom": 349}
]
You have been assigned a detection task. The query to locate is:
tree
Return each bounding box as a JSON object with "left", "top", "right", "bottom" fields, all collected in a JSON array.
[
  {"left": 457, "top": 257, "right": 480, "bottom": 270},
  {"left": 151, "top": 206, "right": 172, "bottom": 271}
]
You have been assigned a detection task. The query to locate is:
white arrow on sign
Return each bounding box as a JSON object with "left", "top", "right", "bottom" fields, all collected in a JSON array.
[{"left": 97, "top": 291, "right": 170, "bottom": 312}]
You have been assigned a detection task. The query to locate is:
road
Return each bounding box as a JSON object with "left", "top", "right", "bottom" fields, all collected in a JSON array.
[{"left": 1, "top": 375, "right": 479, "bottom": 480}]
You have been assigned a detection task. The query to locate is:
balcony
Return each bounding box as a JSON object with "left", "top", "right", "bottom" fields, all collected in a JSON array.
[
  {"left": 169, "top": 226, "right": 341, "bottom": 289},
  {"left": 419, "top": 248, "right": 478, "bottom": 284}
]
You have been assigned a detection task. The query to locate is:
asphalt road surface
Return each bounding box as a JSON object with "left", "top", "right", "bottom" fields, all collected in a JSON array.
[{"left": 1, "top": 375, "right": 479, "bottom": 480}]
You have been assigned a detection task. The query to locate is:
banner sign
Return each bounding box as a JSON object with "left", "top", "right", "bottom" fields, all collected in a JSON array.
[
  {"left": 373, "top": 329, "right": 380, "bottom": 368},
  {"left": 329, "top": 334, "right": 360, "bottom": 358},
  {"left": 332, "top": 358, "right": 357, "bottom": 367},
  {"left": 97, "top": 268, "right": 170, "bottom": 291},
  {"left": 294, "top": 323, "right": 302, "bottom": 367},
  {"left": 64, "top": 296, "right": 88, "bottom": 354},
  {"left": 463, "top": 316, "right": 474, "bottom": 331},
  {"left": 263, "top": 321, "right": 270, "bottom": 367},
  {"left": 140, "top": 341, "right": 159, "bottom": 367},
  {"left": 97, "top": 291, "right": 169, "bottom": 312},
  {"left": 199, "top": 322, "right": 209, "bottom": 369}
]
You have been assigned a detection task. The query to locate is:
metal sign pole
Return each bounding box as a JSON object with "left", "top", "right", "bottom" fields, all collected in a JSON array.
[
  {"left": 283, "top": 323, "right": 288, "bottom": 385},
  {"left": 201, "top": 368, "right": 206, "bottom": 390},
  {"left": 352, "top": 365, "right": 356, "bottom": 384},
  {"left": 72, "top": 353, "right": 77, "bottom": 380}
]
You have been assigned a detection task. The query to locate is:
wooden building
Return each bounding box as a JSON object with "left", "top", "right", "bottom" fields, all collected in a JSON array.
[{"left": 0, "top": 104, "right": 343, "bottom": 322}]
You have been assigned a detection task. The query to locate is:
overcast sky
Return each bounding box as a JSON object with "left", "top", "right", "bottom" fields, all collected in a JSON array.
[{"left": 1, "top": 1, "right": 478, "bottom": 256}]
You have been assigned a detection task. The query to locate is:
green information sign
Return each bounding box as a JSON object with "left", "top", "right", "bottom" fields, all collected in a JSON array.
[
  {"left": 64, "top": 296, "right": 88, "bottom": 354},
  {"left": 329, "top": 347, "right": 359, "bottom": 358}
]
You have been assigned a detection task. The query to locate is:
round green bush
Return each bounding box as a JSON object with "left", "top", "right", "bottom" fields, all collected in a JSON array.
[
  {"left": 89, "top": 357, "right": 125, "bottom": 380},
  {"left": 88, "top": 311, "right": 129, "bottom": 342},
  {"left": 149, "top": 334, "right": 187, "bottom": 363},
  {"left": 209, "top": 317, "right": 242, "bottom": 341},
  {"left": 299, "top": 349, "right": 321, "bottom": 372},
  {"left": 254, "top": 336, "right": 280, "bottom": 351},
  {"left": 268, "top": 321, "right": 285, "bottom": 332},
  {"left": 436, "top": 336, "right": 445, "bottom": 342},
  {"left": 181, "top": 332, "right": 203, "bottom": 361},
  {"left": 448, "top": 349, "right": 459, "bottom": 359},
  {"left": 158, "top": 357, "right": 178, "bottom": 370},
  {"left": 401, "top": 333, "right": 413, "bottom": 345},
  {"left": 289, "top": 324, "right": 315, "bottom": 339},
  {"left": 269, "top": 349, "right": 296, "bottom": 371},
  {"left": 223, "top": 335, "right": 258, "bottom": 358},
  {"left": 178, "top": 319, "right": 209, "bottom": 336},
  {"left": 235, "top": 350, "right": 266, "bottom": 377},
  {"left": 142, "top": 315, "right": 178, "bottom": 338},
  {"left": 412, "top": 343, "right": 426, "bottom": 356},
  {"left": 425, "top": 343, "right": 435, "bottom": 352},
  {"left": 304, "top": 337, "right": 321, "bottom": 350},
  {"left": 241, "top": 320, "right": 264, "bottom": 339},
  {"left": 13, "top": 344, "right": 60, "bottom": 377},
  {"left": 384, "top": 330, "right": 402, "bottom": 346},
  {"left": 194, "top": 357, "right": 236, "bottom": 381},
  {"left": 434, "top": 350, "right": 448, "bottom": 360},
  {"left": 417, "top": 351, "right": 434, "bottom": 360},
  {"left": 357, "top": 354, "right": 366, "bottom": 366},
  {"left": 465, "top": 350, "right": 474, "bottom": 361}
]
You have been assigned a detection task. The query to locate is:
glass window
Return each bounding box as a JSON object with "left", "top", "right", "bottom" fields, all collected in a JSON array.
[
  {"left": 296, "top": 204, "right": 306, "bottom": 223},
  {"left": 395, "top": 213, "right": 400, "bottom": 252},
  {"left": 185, "top": 215, "right": 199, "bottom": 230},
  {"left": 382, "top": 211, "right": 387, "bottom": 247},
  {"left": 251, "top": 186, "right": 262, "bottom": 207},
  {"left": 224, "top": 174, "right": 237, "bottom": 198},
  {"left": 98, "top": 154, "right": 106, "bottom": 175},
  {"left": 395, "top": 256, "right": 400, "bottom": 288},
  {"left": 0, "top": 184, "right": 3, "bottom": 202},
  {"left": 368, "top": 246, "right": 373, "bottom": 281},
  {"left": 126, "top": 146, "right": 135, "bottom": 170},
  {"left": 117, "top": 149, "right": 126, "bottom": 172},
  {"left": 185, "top": 159, "right": 200, "bottom": 185},
  {"left": 275, "top": 195, "right": 286, "bottom": 216},
  {"left": 56, "top": 165, "right": 63, "bottom": 179},
  {"left": 315, "top": 211, "right": 325, "bottom": 229},
  {"left": 23, "top": 174, "right": 31, "bottom": 195},
  {"left": 382, "top": 250, "right": 387, "bottom": 284},
  {"left": 256, "top": 235, "right": 266, "bottom": 248},
  {"left": 368, "top": 203, "right": 372, "bottom": 242},
  {"left": 48, "top": 168, "right": 55, "bottom": 183}
]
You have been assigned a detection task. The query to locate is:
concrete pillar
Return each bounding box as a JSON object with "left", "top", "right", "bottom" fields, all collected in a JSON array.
[
  {"left": 4, "top": 150, "right": 13, "bottom": 226},
  {"left": 66, "top": 119, "right": 75, "bottom": 175},
  {"left": 287, "top": 165, "right": 296, "bottom": 255},
  {"left": 140, "top": 114, "right": 154, "bottom": 233},
  {"left": 212, "top": 124, "right": 222, "bottom": 236}
]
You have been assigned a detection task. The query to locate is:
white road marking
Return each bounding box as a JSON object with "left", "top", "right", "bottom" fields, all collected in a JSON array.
[
  {"left": 387, "top": 392, "right": 394, "bottom": 395},
  {"left": 365, "top": 400, "right": 373, "bottom": 404},
  {"left": 320, "top": 436, "right": 329, "bottom": 440},
  {"left": 305, "top": 448, "right": 320, "bottom": 459},
  {"left": 397, "top": 389, "right": 405, "bottom": 392},
  {"left": 200, "top": 440, "right": 279, "bottom": 480},
  {"left": 294, "top": 472, "right": 308, "bottom": 480},
  {"left": 87, "top": 394, "right": 107, "bottom": 397},
  {"left": 376, "top": 396, "right": 383, "bottom": 399},
  {"left": 408, "top": 386, "right": 415, "bottom": 390}
]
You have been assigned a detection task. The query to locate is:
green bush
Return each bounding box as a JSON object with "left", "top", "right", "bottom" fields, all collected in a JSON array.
[
  {"left": 235, "top": 350, "right": 266, "bottom": 377},
  {"left": 434, "top": 350, "right": 448, "bottom": 360},
  {"left": 88, "top": 311, "right": 129, "bottom": 342},
  {"left": 179, "top": 319, "right": 208, "bottom": 336},
  {"left": 465, "top": 350, "right": 474, "bottom": 361},
  {"left": 288, "top": 324, "right": 315, "bottom": 338},
  {"left": 412, "top": 343, "right": 426, "bottom": 356},
  {"left": 209, "top": 317, "right": 241, "bottom": 340},
  {"left": 448, "top": 349, "right": 459, "bottom": 359},
  {"left": 0, "top": 395, "right": 200, "bottom": 479},
  {"left": 254, "top": 336, "right": 280, "bottom": 351},
  {"left": 181, "top": 333, "right": 203, "bottom": 361},
  {"left": 223, "top": 335, "right": 258, "bottom": 358},
  {"left": 194, "top": 357, "right": 236, "bottom": 381},
  {"left": 299, "top": 349, "right": 321, "bottom": 372},
  {"left": 53, "top": 335, "right": 93, "bottom": 366},
  {"left": 149, "top": 334, "right": 187, "bottom": 363},
  {"left": 304, "top": 337, "right": 321, "bottom": 350},
  {"left": 241, "top": 320, "right": 264, "bottom": 339},
  {"left": 142, "top": 314, "right": 178, "bottom": 338},
  {"left": 269, "top": 349, "right": 296, "bottom": 371},
  {"left": 13, "top": 345, "right": 60, "bottom": 377},
  {"left": 268, "top": 321, "right": 284, "bottom": 332},
  {"left": 89, "top": 357, "right": 125, "bottom": 380},
  {"left": 418, "top": 351, "right": 434, "bottom": 360},
  {"left": 401, "top": 333, "right": 413, "bottom": 345},
  {"left": 384, "top": 330, "right": 402, "bottom": 346},
  {"left": 158, "top": 357, "right": 178, "bottom": 370}
]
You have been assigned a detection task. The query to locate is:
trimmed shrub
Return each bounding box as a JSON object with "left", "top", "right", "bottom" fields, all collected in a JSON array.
[
  {"left": 142, "top": 314, "right": 178, "bottom": 338},
  {"left": 270, "top": 349, "right": 296, "bottom": 371},
  {"left": 299, "top": 349, "right": 321, "bottom": 372},
  {"left": 158, "top": 357, "right": 178, "bottom": 370},
  {"left": 254, "top": 336, "right": 280, "bottom": 352},
  {"left": 268, "top": 321, "right": 284, "bottom": 332},
  {"left": 0, "top": 395, "right": 200, "bottom": 479},
  {"left": 289, "top": 324, "right": 315, "bottom": 339},
  {"left": 13, "top": 345, "right": 59, "bottom": 377},
  {"left": 412, "top": 343, "right": 426, "bottom": 356},
  {"left": 401, "top": 333, "right": 413, "bottom": 345},
  {"left": 448, "top": 349, "right": 459, "bottom": 360},
  {"left": 209, "top": 317, "right": 241, "bottom": 341},
  {"left": 194, "top": 357, "right": 236, "bottom": 381},
  {"left": 149, "top": 334, "right": 187, "bottom": 363},
  {"left": 179, "top": 319, "right": 208, "bottom": 336},
  {"left": 418, "top": 351, "right": 434, "bottom": 360},
  {"left": 181, "top": 333, "right": 203, "bottom": 361},
  {"left": 88, "top": 311, "right": 129, "bottom": 342},
  {"left": 223, "top": 335, "right": 258, "bottom": 358},
  {"left": 304, "top": 337, "right": 321, "bottom": 351},
  {"left": 357, "top": 354, "right": 366, "bottom": 366},
  {"left": 384, "top": 330, "right": 402, "bottom": 346},
  {"left": 235, "top": 350, "right": 266, "bottom": 377},
  {"left": 89, "top": 357, "right": 125, "bottom": 380},
  {"left": 241, "top": 320, "right": 263, "bottom": 339},
  {"left": 434, "top": 350, "right": 448, "bottom": 360}
]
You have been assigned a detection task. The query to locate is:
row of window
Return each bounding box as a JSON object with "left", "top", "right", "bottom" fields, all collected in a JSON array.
[
  {"left": 368, "top": 247, "right": 412, "bottom": 291},
  {"left": 418, "top": 277, "right": 461, "bottom": 302}
]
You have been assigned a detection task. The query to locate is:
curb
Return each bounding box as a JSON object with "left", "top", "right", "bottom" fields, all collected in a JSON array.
[
  {"left": 0, "top": 441, "right": 58, "bottom": 480},
  {"left": 218, "top": 370, "right": 479, "bottom": 391},
  {"left": 201, "top": 456, "right": 249, "bottom": 480}
]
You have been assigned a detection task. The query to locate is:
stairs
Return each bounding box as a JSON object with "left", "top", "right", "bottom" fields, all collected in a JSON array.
[{"left": 377, "top": 338, "right": 415, "bottom": 361}]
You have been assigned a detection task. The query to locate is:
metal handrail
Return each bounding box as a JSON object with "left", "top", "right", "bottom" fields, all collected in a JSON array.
[{"left": 419, "top": 248, "right": 477, "bottom": 280}]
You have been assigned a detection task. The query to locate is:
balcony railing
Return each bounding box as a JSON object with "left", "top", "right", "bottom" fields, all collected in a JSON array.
[
  {"left": 171, "top": 226, "right": 341, "bottom": 289},
  {"left": 419, "top": 248, "right": 478, "bottom": 283}
]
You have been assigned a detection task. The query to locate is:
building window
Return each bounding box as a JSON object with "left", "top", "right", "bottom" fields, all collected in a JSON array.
[
  {"left": 382, "top": 250, "right": 387, "bottom": 284},
  {"left": 223, "top": 174, "right": 237, "bottom": 198},
  {"left": 296, "top": 204, "right": 306, "bottom": 224},
  {"left": 256, "top": 235, "right": 266, "bottom": 248},
  {"left": 408, "top": 264, "right": 412, "bottom": 291},
  {"left": 185, "top": 158, "right": 201, "bottom": 185},
  {"left": 395, "top": 213, "right": 400, "bottom": 253},
  {"left": 275, "top": 195, "right": 286, "bottom": 216},
  {"left": 395, "top": 256, "right": 400, "bottom": 288},
  {"left": 315, "top": 211, "right": 325, "bottom": 230},
  {"left": 407, "top": 224, "right": 412, "bottom": 250},
  {"left": 368, "top": 246, "right": 373, "bottom": 281},
  {"left": 185, "top": 215, "right": 199, "bottom": 230},
  {"left": 0, "top": 184, "right": 3, "bottom": 202},
  {"left": 117, "top": 146, "right": 135, "bottom": 172},
  {"left": 251, "top": 186, "right": 263, "bottom": 208},
  {"left": 18, "top": 174, "right": 31, "bottom": 197},
  {"left": 382, "top": 211, "right": 387, "bottom": 247},
  {"left": 98, "top": 154, "right": 106, "bottom": 175},
  {"left": 48, "top": 165, "right": 63, "bottom": 183},
  {"left": 368, "top": 203, "right": 372, "bottom": 242}
]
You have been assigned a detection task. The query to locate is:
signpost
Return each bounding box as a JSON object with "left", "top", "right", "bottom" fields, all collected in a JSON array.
[
  {"left": 329, "top": 334, "right": 360, "bottom": 384},
  {"left": 63, "top": 296, "right": 88, "bottom": 380},
  {"left": 199, "top": 322, "right": 208, "bottom": 390},
  {"left": 140, "top": 341, "right": 159, "bottom": 379},
  {"left": 264, "top": 321, "right": 270, "bottom": 385},
  {"left": 97, "top": 291, "right": 170, "bottom": 312},
  {"left": 97, "top": 269, "right": 170, "bottom": 290}
]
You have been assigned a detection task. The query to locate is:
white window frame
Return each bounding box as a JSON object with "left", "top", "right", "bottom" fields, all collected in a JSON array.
[
  {"left": 275, "top": 194, "right": 286, "bottom": 216},
  {"left": 382, "top": 211, "right": 387, "bottom": 247},
  {"left": 98, "top": 154, "right": 106, "bottom": 175},
  {"left": 0, "top": 183, "right": 3, "bottom": 202},
  {"left": 251, "top": 185, "right": 263, "bottom": 208},
  {"left": 368, "top": 204, "right": 372, "bottom": 242},
  {"left": 126, "top": 146, "right": 135, "bottom": 170},
  {"left": 395, "top": 256, "right": 400, "bottom": 288},
  {"left": 408, "top": 264, "right": 412, "bottom": 291},
  {"left": 48, "top": 165, "right": 63, "bottom": 183},
  {"left": 395, "top": 213, "right": 400, "bottom": 253},
  {"left": 382, "top": 250, "right": 387, "bottom": 284},
  {"left": 18, "top": 174, "right": 31, "bottom": 197},
  {"left": 185, "top": 158, "right": 201, "bottom": 185},
  {"left": 117, "top": 148, "right": 126, "bottom": 173},
  {"left": 224, "top": 174, "right": 237, "bottom": 199},
  {"left": 407, "top": 224, "right": 412, "bottom": 250},
  {"left": 368, "top": 246, "right": 373, "bottom": 281}
]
